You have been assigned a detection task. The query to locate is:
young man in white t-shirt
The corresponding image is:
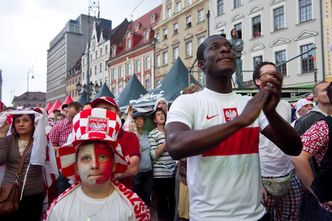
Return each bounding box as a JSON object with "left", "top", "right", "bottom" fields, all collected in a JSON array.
[
  {"left": 165, "top": 35, "right": 302, "bottom": 221},
  {"left": 45, "top": 108, "right": 150, "bottom": 221},
  {"left": 253, "top": 62, "right": 302, "bottom": 220}
]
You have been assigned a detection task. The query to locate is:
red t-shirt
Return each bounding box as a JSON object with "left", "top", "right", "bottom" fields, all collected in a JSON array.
[{"left": 117, "top": 128, "right": 140, "bottom": 189}]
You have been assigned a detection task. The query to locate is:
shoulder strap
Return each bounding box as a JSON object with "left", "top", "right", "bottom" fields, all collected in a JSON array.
[{"left": 16, "top": 138, "right": 33, "bottom": 177}]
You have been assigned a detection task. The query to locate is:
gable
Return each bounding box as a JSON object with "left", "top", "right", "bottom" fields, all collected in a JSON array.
[
  {"left": 270, "top": 37, "right": 291, "bottom": 47},
  {"left": 250, "top": 43, "right": 265, "bottom": 52},
  {"left": 294, "top": 30, "right": 318, "bottom": 41},
  {"left": 248, "top": 5, "right": 263, "bottom": 15}
]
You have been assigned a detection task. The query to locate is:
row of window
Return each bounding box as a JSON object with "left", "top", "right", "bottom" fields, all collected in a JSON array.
[
  {"left": 220, "top": 1, "right": 312, "bottom": 40},
  {"left": 156, "top": 36, "right": 205, "bottom": 67},
  {"left": 166, "top": 0, "right": 194, "bottom": 18},
  {"left": 82, "top": 44, "right": 109, "bottom": 66},
  {"left": 253, "top": 43, "right": 315, "bottom": 76},
  {"left": 110, "top": 56, "right": 152, "bottom": 80},
  {"left": 157, "top": 9, "right": 205, "bottom": 42}
]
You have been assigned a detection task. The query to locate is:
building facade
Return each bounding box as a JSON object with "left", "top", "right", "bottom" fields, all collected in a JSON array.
[
  {"left": 108, "top": 6, "right": 162, "bottom": 96},
  {"left": 322, "top": 0, "right": 332, "bottom": 81},
  {"left": 210, "top": 0, "right": 324, "bottom": 88},
  {"left": 46, "top": 14, "right": 111, "bottom": 103},
  {"left": 154, "top": 0, "right": 209, "bottom": 86},
  {"left": 12, "top": 92, "right": 46, "bottom": 108},
  {"left": 66, "top": 57, "right": 81, "bottom": 101}
]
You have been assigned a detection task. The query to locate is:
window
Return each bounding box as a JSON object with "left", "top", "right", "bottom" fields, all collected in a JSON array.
[
  {"left": 233, "top": 0, "right": 241, "bottom": 9},
  {"left": 94, "top": 65, "right": 97, "bottom": 75},
  {"left": 176, "top": 2, "right": 182, "bottom": 12},
  {"left": 99, "top": 63, "right": 102, "bottom": 73},
  {"left": 162, "top": 51, "right": 168, "bottom": 65},
  {"left": 186, "top": 15, "right": 192, "bottom": 28},
  {"left": 234, "top": 23, "right": 242, "bottom": 39},
  {"left": 119, "top": 66, "right": 124, "bottom": 78},
  {"left": 173, "top": 46, "right": 179, "bottom": 61},
  {"left": 275, "top": 50, "right": 287, "bottom": 75},
  {"left": 144, "top": 56, "right": 151, "bottom": 70},
  {"left": 163, "top": 28, "right": 168, "bottom": 40},
  {"left": 253, "top": 56, "right": 263, "bottom": 68},
  {"left": 111, "top": 69, "right": 115, "bottom": 80},
  {"left": 145, "top": 78, "right": 150, "bottom": 91},
  {"left": 95, "top": 51, "right": 98, "bottom": 59},
  {"left": 187, "top": 0, "right": 193, "bottom": 6},
  {"left": 274, "top": 6, "right": 285, "bottom": 31},
  {"left": 186, "top": 41, "right": 193, "bottom": 57},
  {"left": 135, "top": 60, "right": 141, "bottom": 73},
  {"left": 144, "top": 31, "right": 149, "bottom": 41},
  {"left": 105, "top": 45, "right": 108, "bottom": 54},
  {"left": 197, "top": 9, "right": 204, "bottom": 22},
  {"left": 217, "top": 0, "right": 224, "bottom": 16},
  {"left": 299, "top": 0, "right": 312, "bottom": 23},
  {"left": 156, "top": 54, "right": 161, "bottom": 67},
  {"left": 301, "top": 44, "right": 315, "bottom": 73},
  {"left": 252, "top": 15, "right": 261, "bottom": 38},
  {"left": 105, "top": 61, "right": 108, "bottom": 71},
  {"left": 126, "top": 63, "right": 132, "bottom": 75},
  {"left": 100, "top": 48, "right": 103, "bottom": 57},
  {"left": 173, "top": 23, "right": 179, "bottom": 35},
  {"left": 155, "top": 32, "right": 160, "bottom": 42},
  {"left": 167, "top": 8, "right": 172, "bottom": 18},
  {"left": 198, "top": 36, "right": 205, "bottom": 45},
  {"left": 127, "top": 38, "right": 131, "bottom": 49}
]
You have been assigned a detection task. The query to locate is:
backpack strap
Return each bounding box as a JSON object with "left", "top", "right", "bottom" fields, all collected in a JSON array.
[{"left": 321, "top": 116, "right": 332, "bottom": 169}]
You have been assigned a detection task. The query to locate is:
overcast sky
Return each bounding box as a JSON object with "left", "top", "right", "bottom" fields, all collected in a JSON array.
[{"left": 0, "top": 0, "right": 162, "bottom": 106}]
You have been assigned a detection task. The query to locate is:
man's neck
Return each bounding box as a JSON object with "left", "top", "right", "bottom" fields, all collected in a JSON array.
[
  {"left": 206, "top": 77, "right": 233, "bottom": 93},
  {"left": 81, "top": 180, "right": 114, "bottom": 199},
  {"left": 156, "top": 124, "right": 164, "bottom": 132},
  {"left": 137, "top": 128, "right": 143, "bottom": 135},
  {"left": 317, "top": 103, "right": 332, "bottom": 116}
]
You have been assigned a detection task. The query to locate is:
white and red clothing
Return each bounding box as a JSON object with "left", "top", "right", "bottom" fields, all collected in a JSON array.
[
  {"left": 166, "top": 88, "right": 269, "bottom": 221},
  {"left": 45, "top": 179, "right": 151, "bottom": 221},
  {"left": 301, "top": 120, "right": 332, "bottom": 212}
]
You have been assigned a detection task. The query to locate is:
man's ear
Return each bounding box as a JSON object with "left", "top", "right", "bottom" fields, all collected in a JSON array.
[
  {"left": 255, "top": 78, "right": 261, "bottom": 87},
  {"left": 197, "top": 60, "right": 205, "bottom": 71}
]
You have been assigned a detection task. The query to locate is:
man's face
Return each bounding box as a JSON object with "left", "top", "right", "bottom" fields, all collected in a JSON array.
[
  {"left": 134, "top": 116, "right": 144, "bottom": 129},
  {"left": 95, "top": 102, "right": 117, "bottom": 113},
  {"left": 77, "top": 142, "right": 114, "bottom": 185},
  {"left": 67, "top": 106, "right": 81, "bottom": 119},
  {"left": 255, "top": 64, "right": 279, "bottom": 90},
  {"left": 153, "top": 110, "right": 165, "bottom": 125},
  {"left": 198, "top": 36, "right": 236, "bottom": 79},
  {"left": 56, "top": 115, "right": 64, "bottom": 122},
  {"left": 314, "top": 82, "right": 331, "bottom": 105},
  {"left": 62, "top": 107, "right": 68, "bottom": 115},
  {"left": 157, "top": 100, "right": 167, "bottom": 112},
  {"left": 298, "top": 104, "right": 314, "bottom": 117}
]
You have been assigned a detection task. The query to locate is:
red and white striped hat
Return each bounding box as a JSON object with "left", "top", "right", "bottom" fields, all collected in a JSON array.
[
  {"left": 91, "top": 96, "right": 119, "bottom": 111},
  {"left": 56, "top": 108, "right": 128, "bottom": 181}
]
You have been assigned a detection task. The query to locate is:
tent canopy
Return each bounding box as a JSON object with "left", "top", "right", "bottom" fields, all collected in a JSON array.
[
  {"left": 117, "top": 74, "right": 147, "bottom": 110},
  {"left": 76, "top": 91, "right": 90, "bottom": 106},
  {"left": 93, "top": 83, "right": 115, "bottom": 100},
  {"left": 130, "top": 57, "right": 200, "bottom": 108},
  {"left": 48, "top": 99, "right": 62, "bottom": 114},
  {"left": 62, "top": 96, "right": 73, "bottom": 105},
  {"left": 45, "top": 102, "right": 53, "bottom": 112}
]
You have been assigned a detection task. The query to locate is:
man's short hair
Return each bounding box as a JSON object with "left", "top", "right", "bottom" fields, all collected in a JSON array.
[
  {"left": 68, "top": 101, "right": 83, "bottom": 111},
  {"left": 252, "top": 61, "right": 276, "bottom": 88},
  {"left": 196, "top": 34, "right": 227, "bottom": 61},
  {"left": 312, "top": 81, "right": 329, "bottom": 96},
  {"left": 61, "top": 104, "right": 69, "bottom": 110}
]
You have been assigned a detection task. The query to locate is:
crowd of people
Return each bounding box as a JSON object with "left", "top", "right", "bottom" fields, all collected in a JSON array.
[{"left": 0, "top": 34, "right": 331, "bottom": 221}]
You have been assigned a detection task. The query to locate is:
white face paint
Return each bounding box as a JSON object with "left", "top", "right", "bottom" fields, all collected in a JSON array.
[{"left": 77, "top": 142, "right": 114, "bottom": 185}]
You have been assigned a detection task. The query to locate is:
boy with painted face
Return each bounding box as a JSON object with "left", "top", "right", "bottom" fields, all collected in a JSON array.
[{"left": 45, "top": 108, "right": 150, "bottom": 221}]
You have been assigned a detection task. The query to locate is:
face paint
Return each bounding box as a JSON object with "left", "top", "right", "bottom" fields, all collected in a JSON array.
[{"left": 77, "top": 142, "right": 114, "bottom": 185}]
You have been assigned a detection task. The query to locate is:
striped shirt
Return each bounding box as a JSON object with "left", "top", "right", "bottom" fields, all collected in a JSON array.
[{"left": 148, "top": 128, "right": 176, "bottom": 178}]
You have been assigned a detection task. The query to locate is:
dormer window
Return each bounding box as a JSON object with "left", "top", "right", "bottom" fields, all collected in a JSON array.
[
  {"left": 127, "top": 38, "right": 131, "bottom": 49},
  {"left": 135, "top": 23, "right": 141, "bottom": 31},
  {"left": 144, "top": 30, "right": 149, "bottom": 41},
  {"left": 150, "top": 13, "right": 157, "bottom": 23}
]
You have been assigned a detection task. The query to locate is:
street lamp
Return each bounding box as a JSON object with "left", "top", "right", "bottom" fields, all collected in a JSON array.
[
  {"left": 76, "top": 81, "right": 100, "bottom": 100},
  {"left": 27, "top": 69, "right": 35, "bottom": 92}
]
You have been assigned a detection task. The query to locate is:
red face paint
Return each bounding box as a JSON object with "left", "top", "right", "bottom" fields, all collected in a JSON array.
[{"left": 77, "top": 142, "right": 114, "bottom": 185}]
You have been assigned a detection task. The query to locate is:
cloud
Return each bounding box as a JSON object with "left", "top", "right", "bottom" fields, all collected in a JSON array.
[{"left": 0, "top": 0, "right": 161, "bottom": 106}]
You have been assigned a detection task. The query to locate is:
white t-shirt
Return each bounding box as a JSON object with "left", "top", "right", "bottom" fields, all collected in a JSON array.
[
  {"left": 47, "top": 186, "right": 135, "bottom": 221},
  {"left": 166, "top": 88, "right": 268, "bottom": 221},
  {"left": 259, "top": 100, "right": 294, "bottom": 177}
]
